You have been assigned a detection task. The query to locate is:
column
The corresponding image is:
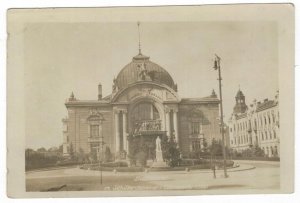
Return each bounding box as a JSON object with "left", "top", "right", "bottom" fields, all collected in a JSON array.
[
  {"left": 165, "top": 109, "right": 170, "bottom": 137},
  {"left": 173, "top": 109, "right": 179, "bottom": 143},
  {"left": 122, "top": 110, "right": 127, "bottom": 152},
  {"left": 115, "top": 111, "right": 120, "bottom": 153}
]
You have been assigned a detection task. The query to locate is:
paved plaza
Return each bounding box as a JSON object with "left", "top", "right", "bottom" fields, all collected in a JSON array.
[{"left": 26, "top": 160, "right": 280, "bottom": 194}]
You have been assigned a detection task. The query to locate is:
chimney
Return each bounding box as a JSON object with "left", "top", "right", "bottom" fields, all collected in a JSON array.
[{"left": 98, "top": 83, "right": 102, "bottom": 100}]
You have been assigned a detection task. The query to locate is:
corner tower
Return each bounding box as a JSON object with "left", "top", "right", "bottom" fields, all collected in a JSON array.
[{"left": 233, "top": 89, "right": 247, "bottom": 114}]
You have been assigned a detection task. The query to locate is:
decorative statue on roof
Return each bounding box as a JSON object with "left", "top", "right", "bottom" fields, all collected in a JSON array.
[
  {"left": 138, "top": 62, "right": 151, "bottom": 81},
  {"left": 112, "top": 77, "right": 118, "bottom": 92}
]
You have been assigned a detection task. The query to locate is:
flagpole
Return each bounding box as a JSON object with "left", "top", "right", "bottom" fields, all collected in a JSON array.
[{"left": 214, "top": 54, "right": 228, "bottom": 178}]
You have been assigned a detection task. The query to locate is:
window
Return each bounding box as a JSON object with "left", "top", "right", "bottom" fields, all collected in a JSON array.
[
  {"left": 265, "top": 116, "right": 267, "bottom": 125},
  {"left": 191, "top": 140, "right": 201, "bottom": 151},
  {"left": 274, "top": 146, "right": 278, "bottom": 156},
  {"left": 191, "top": 122, "right": 200, "bottom": 134},
  {"left": 271, "top": 146, "right": 274, "bottom": 155},
  {"left": 90, "top": 125, "right": 99, "bottom": 137},
  {"left": 273, "top": 130, "right": 276, "bottom": 139},
  {"left": 262, "top": 132, "right": 264, "bottom": 140}
]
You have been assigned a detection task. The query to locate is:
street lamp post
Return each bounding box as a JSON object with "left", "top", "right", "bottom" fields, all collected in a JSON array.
[{"left": 213, "top": 54, "right": 228, "bottom": 178}]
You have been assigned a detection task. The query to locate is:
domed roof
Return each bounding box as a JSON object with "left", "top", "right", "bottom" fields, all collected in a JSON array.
[{"left": 115, "top": 53, "right": 176, "bottom": 90}]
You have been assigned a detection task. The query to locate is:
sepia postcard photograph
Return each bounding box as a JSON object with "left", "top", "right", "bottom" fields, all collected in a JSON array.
[{"left": 6, "top": 4, "right": 294, "bottom": 198}]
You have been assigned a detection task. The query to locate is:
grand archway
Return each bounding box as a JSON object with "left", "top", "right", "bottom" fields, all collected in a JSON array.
[{"left": 127, "top": 100, "right": 166, "bottom": 163}]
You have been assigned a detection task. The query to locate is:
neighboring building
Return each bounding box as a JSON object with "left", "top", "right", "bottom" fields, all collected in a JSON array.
[
  {"left": 62, "top": 48, "right": 223, "bottom": 161},
  {"left": 228, "top": 89, "right": 280, "bottom": 157}
]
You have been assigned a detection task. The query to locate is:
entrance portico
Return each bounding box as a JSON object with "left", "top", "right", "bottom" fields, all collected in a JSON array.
[{"left": 113, "top": 88, "right": 180, "bottom": 159}]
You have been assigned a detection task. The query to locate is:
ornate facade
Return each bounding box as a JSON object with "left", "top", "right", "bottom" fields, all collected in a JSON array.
[
  {"left": 228, "top": 90, "right": 280, "bottom": 157},
  {"left": 62, "top": 50, "right": 222, "bottom": 160}
]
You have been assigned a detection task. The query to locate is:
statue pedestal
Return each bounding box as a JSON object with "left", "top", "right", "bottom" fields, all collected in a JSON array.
[
  {"left": 152, "top": 136, "right": 168, "bottom": 168},
  {"left": 151, "top": 150, "right": 168, "bottom": 168}
]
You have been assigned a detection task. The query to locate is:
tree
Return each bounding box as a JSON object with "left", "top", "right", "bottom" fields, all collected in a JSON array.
[
  {"left": 37, "top": 147, "right": 47, "bottom": 153},
  {"left": 58, "top": 144, "right": 63, "bottom": 154},
  {"left": 88, "top": 150, "right": 97, "bottom": 164},
  {"left": 69, "top": 142, "right": 75, "bottom": 160},
  {"left": 104, "top": 146, "right": 112, "bottom": 162},
  {"left": 253, "top": 144, "right": 265, "bottom": 157},
  {"left": 161, "top": 135, "right": 181, "bottom": 167},
  {"left": 77, "top": 148, "right": 85, "bottom": 163}
]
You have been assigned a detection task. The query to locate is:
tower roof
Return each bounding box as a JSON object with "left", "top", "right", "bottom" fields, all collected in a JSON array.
[{"left": 235, "top": 89, "right": 245, "bottom": 98}]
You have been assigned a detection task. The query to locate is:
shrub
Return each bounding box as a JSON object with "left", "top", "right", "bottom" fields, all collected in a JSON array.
[
  {"left": 135, "top": 151, "right": 147, "bottom": 167},
  {"left": 161, "top": 135, "right": 181, "bottom": 167}
]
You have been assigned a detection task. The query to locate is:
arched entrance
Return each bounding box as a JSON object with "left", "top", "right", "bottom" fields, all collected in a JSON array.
[{"left": 128, "top": 99, "right": 166, "bottom": 164}]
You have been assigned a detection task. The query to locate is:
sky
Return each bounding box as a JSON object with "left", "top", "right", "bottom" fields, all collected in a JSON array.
[{"left": 24, "top": 21, "right": 278, "bottom": 149}]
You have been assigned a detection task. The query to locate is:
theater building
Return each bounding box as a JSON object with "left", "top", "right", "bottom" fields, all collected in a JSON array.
[
  {"left": 228, "top": 89, "right": 280, "bottom": 157},
  {"left": 62, "top": 49, "right": 222, "bottom": 160}
]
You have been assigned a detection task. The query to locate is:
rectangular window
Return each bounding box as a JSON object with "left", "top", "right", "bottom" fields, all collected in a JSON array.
[
  {"left": 191, "top": 122, "right": 200, "bottom": 134},
  {"left": 90, "top": 125, "right": 99, "bottom": 137}
]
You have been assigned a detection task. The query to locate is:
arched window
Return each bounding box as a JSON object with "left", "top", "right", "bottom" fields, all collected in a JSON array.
[
  {"left": 265, "top": 116, "right": 267, "bottom": 125},
  {"left": 274, "top": 146, "right": 278, "bottom": 156},
  {"left": 261, "top": 132, "right": 264, "bottom": 140},
  {"left": 265, "top": 131, "right": 268, "bottom": 140},
  {"left": 131, "top": 102, "right": 159, "bottom": 121},
  {"left": 271, "top": 146, "right": 274, "bottom": 156}
]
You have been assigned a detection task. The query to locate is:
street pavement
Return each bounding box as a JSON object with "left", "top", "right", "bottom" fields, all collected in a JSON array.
[{"left": 26, "top": 160, "right": 280, "bottom": 194}]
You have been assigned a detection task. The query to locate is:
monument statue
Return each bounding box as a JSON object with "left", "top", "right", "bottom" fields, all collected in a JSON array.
[
  {"left": 156, "top": 136, "right": 162, "bottom": 152},
  {"left": 151, "top": 136, "right": 167, "bottom": 167}
]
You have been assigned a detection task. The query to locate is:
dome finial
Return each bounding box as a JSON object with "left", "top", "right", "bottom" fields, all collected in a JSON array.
[{"left": 137, "top": 21, "right": 142, "bottom": 54}]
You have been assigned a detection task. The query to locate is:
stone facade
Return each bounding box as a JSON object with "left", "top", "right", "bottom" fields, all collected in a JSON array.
[
  {"left": 62, "top": 52, "right": 222, "bottom": 159},
  {"left": 228, "top": 90, "right": 280, "bottom": 157}
]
